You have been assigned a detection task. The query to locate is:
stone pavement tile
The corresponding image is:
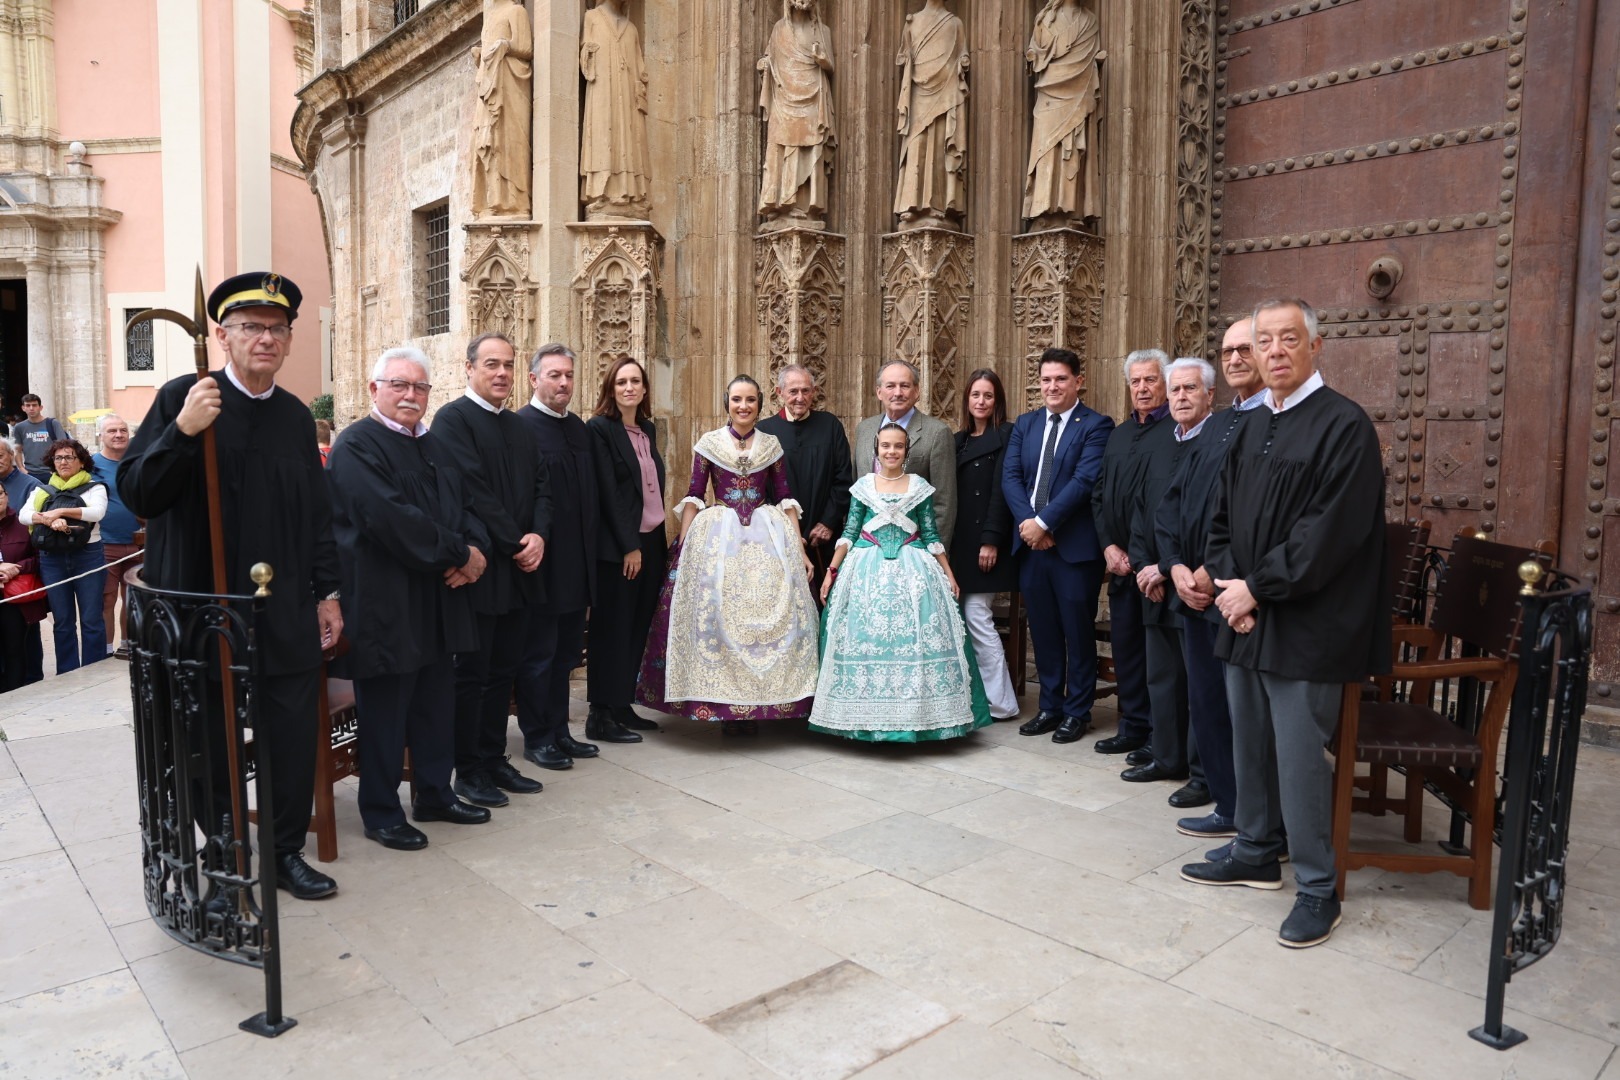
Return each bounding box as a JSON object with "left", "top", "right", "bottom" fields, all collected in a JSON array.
[
  {"left": 111, "top": 917, "right": 182, "bottom": 965},
  {"left": 852, "top": 1020, "right": 1083, "bottom": 1079},
  {"left": 793, "top": 754, "right": 1001, "bottom": 815},
  {"left": 29, "top": 765, "right": 136, "bottom": 847},
  {"left": 1602, "top": 1049, "right": 1620, "bottom": 1080},
  {"left": 1093, "top": 779, "right": 1198, "bottom": 825},
  {"left": 333, "top": 881, "right": 625, "bottom": 1044},
  {"left": 970, "top": 720, "right": 1123, "bottom": 772},
  {"left": 444, "top": 819, "right": 697, "bottom": 929},
  {"left": 0, "top": 849, "right": 123, "bottom": 1005},
  {"left": 0, "top": 773, "right": 59, "bottom": 863},
  {"left": 927, "top": 848, "right": 1248, "bottom": 981},
  {"left": 709, "top": 961, "right": 952, "bottom": 1080},
  {"left": 131, "top": 913, "right": 387, "bottom": 1052},
  {"left": 1412, "top": 885, "right": 1620, "bottom": 1045},
  {"left": 0, "top": 970, "right": 185, "bottom": 1079},
  {"left": 1578, "top": 845, "right": 1620, "bottom": 900},
  {"left": 466, "top": 980, "right": 777, "bottom": 1080},
  {"left": 676, "top": 761, "right": 900, "bottom": 841},
  {"left": 1321, "top": 870, "right": 1486, "bottom": 974},
  {"left": 605, "top": 730, "right": 752, "bottom": 784},
  {"left": 7, "top": 722, "right": 132, "bottom": 786},
  {"left": 928, "top": 744, "right": 1136, "bottom": 812},
  {"left": 301, "top": 836, "right": 487, "bottom": 922},
  {"left": 722, "top": 724, "right": 845, "bottom": 769},
  {"left": 570, "top": 886, "right": 840, "bottom": 1019},
  {"left": 774, "top": 870, "right": 1086, "bottom": 1026},
  {"left": 180, "top": 986, "right": 464, "bottom": 1080},
  {"left": 625, "top": 811, "right": 870, "bottom": 912},
  {"left": 541, "top": 757, "right": 733, "bottom": 842},
  {"left": 1570, "top": 766, "right": 1620, "bottom": 847},
  {"left": 994, "top": 953, "right": 1404, "bottom": 1080},
  {"left": 1171, "top": 925, "right": 1615, "bottom": 1080},
  {"left": 930, "top": 787, "right": 1198, "bottom": 882},
  {"left": 1131, "top": 843, "right": 1322, "bottom": 929},
  {"left": 0, "top": 740, "right": 18, "bottom": 780},
  {"left": 818, "top": 812, "right": 1006, "bottom": 884},
  {"left": 66, "top": 830, "right": 148, "bottom": 928},
  {"left": 2, "top": 680, "right": 135, "bottom": 741}
]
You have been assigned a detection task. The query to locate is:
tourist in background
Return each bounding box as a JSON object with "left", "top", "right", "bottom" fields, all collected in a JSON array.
[
  {"left": 20, "top": 438, "right": 107, "bottom": 673},
  {"left": 950, "top": 369, "right": 1020, "bottom": 720},
  {"left": 92, "top": 414, "right": 140, "bottom": 657}
]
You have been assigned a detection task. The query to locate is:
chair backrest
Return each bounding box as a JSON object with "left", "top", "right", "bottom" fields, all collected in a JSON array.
[
  {"left": 1429, "top": 534, "right": 1544, "bottom": 657},
  {"left": 1386, "top": 519, "right": 1432, "bottom": 622}
]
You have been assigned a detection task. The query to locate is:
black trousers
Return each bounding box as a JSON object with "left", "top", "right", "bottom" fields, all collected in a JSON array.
[
  {"left": 1144, "top": 622, "right": 1191, "bottom": 773},
  {"left": 515, "top": 607, "right": 587, "bottom": 749},
  {"left": 1108, "top": 584, "right": 1152, "bottom": 740},
  {"left": 453, "top": 607, "right": 530, "bottom": 776},
  {"left": 192, "top": 667, "right": 319, "bottom": 857},
  {"left": 0, "top": 605, "right": 26, "bottom": 693},
  {"left": 587, "top": 528, "right": 667, "bottom": 706},
  {"left": 1182, "top": 613, "right": 1237, "bottom": 818},
  {"left": 354, "top": 655, "right": 457, "bottom": 830}
]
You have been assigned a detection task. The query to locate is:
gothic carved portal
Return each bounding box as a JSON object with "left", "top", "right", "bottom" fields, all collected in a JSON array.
[
  {"left": 1011, "top": 228, "right": 1104, "bottom": 411},
  {"left": 570, "top": 221, "right": 663, "bottom": 383},
  {"left": 881, "top": 226, "right": 974, "bottom": 418},
  {"left": 753, "top": 226, "right": 846, "bottom": 401}
]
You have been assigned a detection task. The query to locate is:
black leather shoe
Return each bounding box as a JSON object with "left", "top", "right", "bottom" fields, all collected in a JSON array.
[
  {"left": 1052, "top": 715, "right": 1091, "bottom": 743},
  {"left": 453, "top": 770, "right": 509, "bottom": 808},
  {"left": 365, "top": 822, "right": 429, "bottom": 851},
  {"left": 1019, "top": 711, "right": 1062, "bottom": 736},
  {"left": 1094, "top": 733, "right": 1147, "bottom": 755},
  {"left": 1125, "top": 748, "right": 1153, "bottom": 767},
  {"left": 1168, "top": 781, "right": 1213, "bottom": 808},
  {"left": 614, "top": 705, "right": 660, "bottom": 731},
  {"left": 557, "top": 733, "right": 601, "bottom": 758},
  {"left": 524, "top": 742, "right": 574, "bottom": 770},
  {"left": 275, "top": 852, "right": 337, "bottom": 900},
  {"left": 1120, "top": 762, "right": 1189, "bottom": 783},
  {"left": 488, "top": 757, "right": 543, "bottom": 794},
  {"left": 412, "top": 799, "right": 492, "bottom": 825},
  {"left": 585, "top": 708, "right": 643, "bottom": 744}
]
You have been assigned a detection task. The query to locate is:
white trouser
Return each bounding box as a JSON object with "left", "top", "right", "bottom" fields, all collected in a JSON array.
[{"left": 963, "top": 593, "right": 1020, "bottom": 719}]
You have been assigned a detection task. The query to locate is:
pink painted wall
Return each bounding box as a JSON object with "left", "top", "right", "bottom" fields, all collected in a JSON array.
[{"left": 54, "top": 0, "right": 161, "bottom": 139}]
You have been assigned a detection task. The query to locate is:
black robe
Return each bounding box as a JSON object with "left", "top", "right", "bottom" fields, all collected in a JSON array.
[
  {"left": 1126, "top": 420, "right": 1189, "bottom": 627},
  {"left": 757, "top": 410, "right": 853, "bottom": 542},
  {"left": 326, "top": 417, "right": 483, "bottom": 679},
  {"left": 118, "top": 371, "right": 339, "bottom": 675},
  {"left": 1091, "top": 408, "right": 1171, "bottom": 595},
  {"left": 1154, "top": 407, "right": 1252, "bottom": 626},
  {"left": 516, "top": 405, "right": 598, "bottom": 614},
  {"left": 430, "top": 396, "right": 552, "bottom": 616},
  {"left": 1205, "top": 387, "right": 1391, "bottom": 682}
]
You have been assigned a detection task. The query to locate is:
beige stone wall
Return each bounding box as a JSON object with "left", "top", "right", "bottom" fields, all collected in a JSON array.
[{"left": 299, "top": 0, "right": 1195, "bottom": 455}]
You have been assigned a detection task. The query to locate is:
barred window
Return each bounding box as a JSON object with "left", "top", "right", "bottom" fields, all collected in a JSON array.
[
  {"left": 125, "top": 308, "right": 155, "bottom": 372},
  {"left": 393, "top": 0, "right": 419, "bottom": 27},
  {"left": 421, "top": 203, "right": 450, "bottom": 335}
]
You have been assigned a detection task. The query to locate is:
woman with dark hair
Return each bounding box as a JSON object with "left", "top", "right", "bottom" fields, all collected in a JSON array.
[
  {"left": 586, "top": 357, "right": 667, "bottom": 740},
  {"left": 638, "top": 374, "right": 820, "bottom": 735},
  {"left": 18, "top": 438, "right": 107, "bottom": 672},
  {"left": 951, "top": 369, "right": 1020, "bottom": 718}
]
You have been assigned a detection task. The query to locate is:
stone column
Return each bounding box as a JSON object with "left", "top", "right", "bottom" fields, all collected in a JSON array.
[
  {"left": 568, "top": 220, "right": 663, "bottom": 385},
  {"left": 879, "top": 226, "right": 974, "bottom": 417},
  {"left": 323, "top": 112, "right": 368, "bottom": 422},
  {"left": 23, "top": 255, "right": 53, "bottom": 410},
  {"left": 1010, "top": 227, "right": 1105, "bottom": 412},
  {"left": 753, "top": 225, "right": 846, "bottom": 401}
]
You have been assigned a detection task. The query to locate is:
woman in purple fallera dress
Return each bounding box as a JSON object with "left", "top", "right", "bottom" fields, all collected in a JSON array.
[{"left": 637, "top": 375, "right": 820, "bottom": 734}]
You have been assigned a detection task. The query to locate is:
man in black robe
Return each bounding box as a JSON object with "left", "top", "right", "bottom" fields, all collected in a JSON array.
[
  {"left": 1181, "top": 298, "right": 1390, "bottom": 950},
  {"left": 1089, "top": 350, "right": 1170, "bottom": 757},
  {"left": 758, "top": 363, "right": 852, "bottom": 601},
  {"left": 119, "top": 271, "right": 341, "bottom": 900},
  {"left": 1154, "top": 319, "right": 1267, "bottom": 852},
  {"left": 432, "top": 332, "right": 552, "bottom": 808},
  {"left": 327, "top": 348, "right": 493, "bottom": 851},
  {"left": 515, "top": 344, "right": 602, "bottom": 770}
]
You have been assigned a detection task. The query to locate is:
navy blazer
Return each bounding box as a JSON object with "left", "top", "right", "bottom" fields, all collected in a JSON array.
[{"left": 1003, "top": 403, "right": 1115, "bottom": 564}]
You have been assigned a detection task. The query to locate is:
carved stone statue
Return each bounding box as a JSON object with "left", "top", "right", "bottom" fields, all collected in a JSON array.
[
  {"left": 894, "top": 0, "right": 968, "bottom": 229},
  {"left": 757, "top": 0, "right": 835, "bottom": 229},
  {"left": 470, "top": 0, "right": 534, "bottom": 219},
  {"left": 1023, "top": 0, "right": 1104, "bottom": 228},
  {"left": 580, "top": 0, "right": 652, "bottom": 220}
]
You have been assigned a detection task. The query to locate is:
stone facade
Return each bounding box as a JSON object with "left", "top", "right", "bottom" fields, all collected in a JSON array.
[{"left": 296, "top": 1, "right": 1195, "bottom": 453}]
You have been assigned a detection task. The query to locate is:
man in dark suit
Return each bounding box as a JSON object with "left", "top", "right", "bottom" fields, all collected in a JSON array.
[
  {"left": 514, "top": 344, "right": 601, "bottom": 770},
  {"left": 1003, "top": 347, "right": 1115, "bottom": 744},
  {"left": 431, "top": 332, "right": 551, "bottom": 807},
  {"left": 758, "top": 364, "right": 852, "bottom": 601}
]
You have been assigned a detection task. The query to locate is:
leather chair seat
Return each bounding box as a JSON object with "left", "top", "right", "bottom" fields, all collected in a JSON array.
[{"left": 1357, "top": 701, "right": 1483, "bottom": 771}]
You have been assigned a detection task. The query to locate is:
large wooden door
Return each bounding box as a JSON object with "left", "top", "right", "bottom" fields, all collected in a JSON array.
[{"left": 1204, "top": 0, "right": 1616, "bottom": 692}]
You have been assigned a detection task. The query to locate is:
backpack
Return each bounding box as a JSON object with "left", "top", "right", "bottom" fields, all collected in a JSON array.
[{"left": 29, "top": 483, "right": 99, "bottom": 553}]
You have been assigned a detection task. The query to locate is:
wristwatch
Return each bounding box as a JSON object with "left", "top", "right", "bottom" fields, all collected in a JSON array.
[{"left": 322, "top": 590, "right": 341, "bottom": 602}]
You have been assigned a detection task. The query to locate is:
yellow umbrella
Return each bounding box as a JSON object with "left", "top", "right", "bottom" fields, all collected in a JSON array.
[{"left": 67, "top": 407, "right": 114, "bottom": 424}]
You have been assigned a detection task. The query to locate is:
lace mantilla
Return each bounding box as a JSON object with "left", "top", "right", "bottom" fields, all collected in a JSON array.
[
  {"left": 693, "top": 426, "right": 784, "bottom": 475},
  {"left": 849, "top": 473, "right": 936, "bottom": 535}
]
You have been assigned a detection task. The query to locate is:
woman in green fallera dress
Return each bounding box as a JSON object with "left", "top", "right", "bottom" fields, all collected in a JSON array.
[{"left": 810, "top": 423, "right": 992, "bottom": 742}]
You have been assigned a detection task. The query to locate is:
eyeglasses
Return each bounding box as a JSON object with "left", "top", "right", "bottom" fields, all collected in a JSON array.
[
  {"left": 379, "top": 378, "right": 433, "bottom": 395},
  {"left": 1219, "top": 345, "right": 1254, "bottom": 359},
  {"left": 224, "top": 321, "right": 292, "bottom": 342},
  {"left": 53, "top": 454, "right": 81, "bottom": 462}
]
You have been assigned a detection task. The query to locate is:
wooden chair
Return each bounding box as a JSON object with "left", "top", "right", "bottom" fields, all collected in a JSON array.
[
  {"left": 308, "top": 637, "right": 411, "bottom": 862},
  {"left": 992, "top": 592, "right": 1028, "bottom": 697},
  {"left": 1387, "top": 519, "right": 1433, "bottom": 625},
  {"left": 1331, "top": 533, "right": 1544, "bottom": 909}
]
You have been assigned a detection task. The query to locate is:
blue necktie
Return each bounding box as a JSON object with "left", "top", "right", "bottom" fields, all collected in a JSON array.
[{"left": 1032, "top": 411, "right": 1062, "bottom": 512}]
